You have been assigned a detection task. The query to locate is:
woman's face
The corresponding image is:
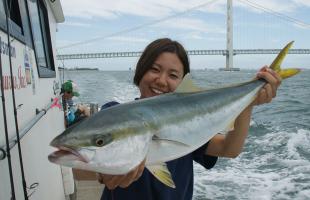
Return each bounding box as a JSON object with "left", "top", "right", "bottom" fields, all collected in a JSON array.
[{"left": 139, "top": 52, "right": 184, "bottom": 99}]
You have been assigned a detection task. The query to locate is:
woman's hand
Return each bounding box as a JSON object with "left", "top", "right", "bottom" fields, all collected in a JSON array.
[
  {"left": 97, "top": 159, "right": 146, "bottom": 190},
  {"left": 252, "top": 66, "right": 282, "bottom": 106}
]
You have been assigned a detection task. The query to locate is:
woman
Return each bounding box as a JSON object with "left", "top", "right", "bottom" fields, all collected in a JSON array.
[{"left": 98, "top": 38, "right": 281, "bottom": 200}]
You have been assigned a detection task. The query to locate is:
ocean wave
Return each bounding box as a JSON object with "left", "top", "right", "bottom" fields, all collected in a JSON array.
[
  {"left": 286, "top": 129, "right": 310, "bottom": 160},
  {"left": 193, "top": 129, "right": 310, "bottom": 200}
]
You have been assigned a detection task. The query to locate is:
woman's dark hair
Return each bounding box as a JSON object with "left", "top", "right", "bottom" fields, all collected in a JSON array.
[{"left": 133, "top": 38, "right": 190, "bottom": 86}]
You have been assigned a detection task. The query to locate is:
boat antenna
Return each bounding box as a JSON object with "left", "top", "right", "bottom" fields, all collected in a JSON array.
[
  {"left": 0, "top": 37, "right": 17, "bottom": 200},
  {"left": 3, "top": 0, "right": 29, "bottom": 199}
]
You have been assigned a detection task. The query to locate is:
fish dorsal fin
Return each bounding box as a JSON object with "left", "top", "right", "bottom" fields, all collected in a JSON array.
[
  {"left": 146, "top": 163, "right": 175, "bottom": 188},
  {"left": 174, "top": 73, "right": 201, "bottom": 93}
]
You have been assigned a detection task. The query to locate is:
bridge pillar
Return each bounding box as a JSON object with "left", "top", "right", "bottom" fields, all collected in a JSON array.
[
  {"left": 226, "top": 0, "right": 233, "bottom": 70},
  {"left": 221, "top": 0, "right": 240, "bottom": 71}
]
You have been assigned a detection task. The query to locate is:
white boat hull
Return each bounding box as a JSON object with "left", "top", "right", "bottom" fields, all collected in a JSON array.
[{"left": 0, "top": 0, "right": 69, "bottom": 199}]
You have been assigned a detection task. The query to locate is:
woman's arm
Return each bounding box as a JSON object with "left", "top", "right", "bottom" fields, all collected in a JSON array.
[{"left": 206, "top": 67, "right": 282, "bottom": 158}]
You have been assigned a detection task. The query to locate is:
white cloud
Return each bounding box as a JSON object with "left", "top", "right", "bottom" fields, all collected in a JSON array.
[
  {"left": 107, "top": 36, "right": 150, "bottom": 43},
  {"left": 235, "top": 0, "right": 298, "bottom": 14},
  {"left": 60, "top": 0, "right": 228, "bottom": 20},
  {"left": 293, "top": 0, "right": 310, "bottom": 7},
  {"left": 293, "top": 23, "right": 310, "bottom": 29},
  {"left": 153, "top": 17, "right": 225, "bottom": 34},
  {"left": 186, "top": 32, "right": 204, "bottom": 40},
  {"left": 60, "top": 0, "right": 305, "bottom": 20},
  {"left": 60, "top": 0, "right": 116, "bottom": 19},
  {"left": 60, "top": 0, "right": 171, "bottom": 19},
  {"left": 61, "top": 22, "right": 91, "bottom": 27},
  {"left": 57, "top": 0, "right": 309, "bottom": 51},
  {"left": 181, "top": 32, "right": 225, "bottom": 41}
]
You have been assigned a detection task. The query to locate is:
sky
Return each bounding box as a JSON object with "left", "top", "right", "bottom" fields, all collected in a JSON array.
[{"left": 56, "top": 0, "right": 310, "bottom": 70}]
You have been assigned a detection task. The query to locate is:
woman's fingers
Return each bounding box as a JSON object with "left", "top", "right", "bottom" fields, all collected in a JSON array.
[
  {"left": 97, "top": 173, "right": 113, "bottom": 184},
  {"left": 106, "top": 175, "right": 128, "bottom": 190},
  {"left": 135, "top": 160, "right": 146, "bottom": 181},
  {"left": 119, "top": 159, "right": 146, "bottom": 188},
  {"left": 254, "top": 67, "right": 283, "bottom": 106},
  {"left": 263, "top": 84, "right": 273, "bottom": 103},
  {"left": 119, "top": 169, "right": 139, "bottom": 188},
  {"left": 255, "top": 83, "right": 273, "bottom": 105},
  {"left": 97, "top": 159, "right": 146, "bottom": 189}
]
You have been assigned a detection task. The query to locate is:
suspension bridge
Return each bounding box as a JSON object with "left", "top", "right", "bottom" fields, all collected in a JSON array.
[{"left": 57, "top": 49, "right": 310, "bottom": 60}]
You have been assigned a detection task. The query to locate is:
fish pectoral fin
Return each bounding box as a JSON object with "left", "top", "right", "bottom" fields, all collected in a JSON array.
[
  {"left": 174, "top": 73, "right": 202, "bottom": 93},
  {"left": 152, "top": 135, "right": 190, "bottom": 147},
  {"left": 146, "top": 163, "right": 176, "bottom": 188}
]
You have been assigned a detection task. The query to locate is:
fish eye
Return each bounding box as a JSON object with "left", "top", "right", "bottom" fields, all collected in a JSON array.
[
  {"left": 95, "top": 138, "right": 104, "bottom": 147},
  {"left": 93, "top": 134, "right": 113, "bottom": 147}
]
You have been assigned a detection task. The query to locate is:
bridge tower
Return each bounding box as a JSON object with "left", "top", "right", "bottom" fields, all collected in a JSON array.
[{"left": 221, "top": 0, "right": 240, "bottom": 71}]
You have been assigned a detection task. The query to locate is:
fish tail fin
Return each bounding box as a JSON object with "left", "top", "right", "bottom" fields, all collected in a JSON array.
[
  {"left": 269, "top": 41, "right": 301, "bottom": 79},
  {"left": 278, "top": 68, "right": 301, "bottom": 79},
  {"left": 146, "top": 163, "right": 175, "bottom": 188}
]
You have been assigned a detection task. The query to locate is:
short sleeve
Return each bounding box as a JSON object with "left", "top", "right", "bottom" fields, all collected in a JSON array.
[{"left": 193, "top": 142, "right": 218, "bottom": 169}]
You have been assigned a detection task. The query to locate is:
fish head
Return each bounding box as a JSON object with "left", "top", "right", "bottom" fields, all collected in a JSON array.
[
  {"left": 48, "top": 112, "right": 153, "bottom": 174},
  {"left": 48, "top": 123, "right": 114, "bottom": 170},
  {"left": 50, "top": 125, "right": 114, "bottom": 153}
]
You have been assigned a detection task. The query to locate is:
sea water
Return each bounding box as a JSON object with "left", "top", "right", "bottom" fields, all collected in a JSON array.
[{"left": 63, "top": 69, "right": 310, "bottom": 200}]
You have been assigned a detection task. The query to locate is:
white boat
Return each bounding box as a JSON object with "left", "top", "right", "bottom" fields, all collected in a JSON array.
[{"left": 0, "top": 0, "right": 79, "bottom": 199}]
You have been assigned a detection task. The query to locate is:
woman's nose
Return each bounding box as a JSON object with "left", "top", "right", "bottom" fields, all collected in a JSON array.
[{"left": 155, "top": 74, "right": 168, "bottom": 87}]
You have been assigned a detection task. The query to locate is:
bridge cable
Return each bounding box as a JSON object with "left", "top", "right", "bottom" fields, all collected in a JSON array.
[
  {"left": 57, "top": 0, "right": 220, "bottom": 50},
  {"left": 238, "top": 0, "right": 310, "bottom": 29}
]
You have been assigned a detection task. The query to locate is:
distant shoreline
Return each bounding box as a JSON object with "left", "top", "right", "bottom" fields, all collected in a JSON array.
[
  {"left": 59, "top": 67, "right": 99, "bottom": 71},
  {"left": 58, "top": 68, "right": 310, "bottom": 72}
]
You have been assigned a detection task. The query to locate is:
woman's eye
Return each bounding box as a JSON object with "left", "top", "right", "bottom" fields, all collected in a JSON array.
[
  {"left": 150, "top": 67, "right": 159, "bottom": 72},
  {"left": 170, "top": 74, "right": 179, "bottom": 79}
]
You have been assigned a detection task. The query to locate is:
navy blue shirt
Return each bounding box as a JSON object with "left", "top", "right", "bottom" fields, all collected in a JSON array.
[{"left": 100, "top": 101, "right": 218, "bottom": 200}]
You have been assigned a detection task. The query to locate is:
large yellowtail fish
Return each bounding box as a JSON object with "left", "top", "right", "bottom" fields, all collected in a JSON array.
[{"left": 48, "top": 41, "right": 300, "bottom": 188}]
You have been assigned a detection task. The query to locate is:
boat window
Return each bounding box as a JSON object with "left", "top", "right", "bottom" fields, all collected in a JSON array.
[
  {"left": 0, "top": 1, "right": 5, "bottom": 18},
  {"left": 0, "top": 1, "right": 5, "bottom": 33},
  {"left": 0, "top": 0, "right": 32, "bottom": 47},
  {"left": 27, "top": 0, "right": 55, "bottom": 78},
  {"left": 0, "top": 0, "right": 24, "bottom": 42},
  {"left": 19, "top": 0, "right": 33, "bottom": 48},
  {"left": 9, "top": 0, "right": 22, "bottom": 28}
]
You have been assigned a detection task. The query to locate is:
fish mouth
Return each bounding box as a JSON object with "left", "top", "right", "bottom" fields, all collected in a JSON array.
[{"left": 48, "top": 146, "right": 88, "bottom": 163}]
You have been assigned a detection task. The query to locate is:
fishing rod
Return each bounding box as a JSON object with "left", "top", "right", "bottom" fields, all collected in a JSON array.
[
  {"left": 3, "top": 0, "right": 28, "bottom": 199},
  {"left": 0, "top": 36, "right": 16, "bottom": 200}
]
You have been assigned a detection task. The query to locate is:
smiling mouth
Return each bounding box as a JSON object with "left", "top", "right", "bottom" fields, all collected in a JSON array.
[{"left": 151, "top": 88, "right": 165, "bottom": 95}]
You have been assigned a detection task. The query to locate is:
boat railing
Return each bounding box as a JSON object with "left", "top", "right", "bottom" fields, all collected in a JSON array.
[
  {"left": 0, "top": 95, "right": 62, "bottom": 160},
  {"left": 0, "top": 100, "right": 100, "bottom": 160}
]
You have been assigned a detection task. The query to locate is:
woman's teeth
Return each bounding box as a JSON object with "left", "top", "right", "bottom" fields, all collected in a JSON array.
[{"left": 152, "top": 88, "right": 163, "bottom": 94}]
